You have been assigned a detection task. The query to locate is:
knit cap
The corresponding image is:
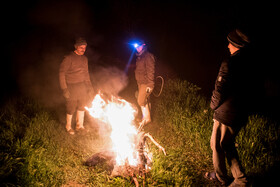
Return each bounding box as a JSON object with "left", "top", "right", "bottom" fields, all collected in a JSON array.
[
  {"left": 227, "top": 29, "right": 250, "bottom": 48},
  {"left": 75, "top": 37, "right": 87, "bottom": 46}
]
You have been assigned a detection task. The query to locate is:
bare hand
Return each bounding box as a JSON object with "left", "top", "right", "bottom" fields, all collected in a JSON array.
[{"left": 63, "top": 89, "right": 70, "bottom": 99}]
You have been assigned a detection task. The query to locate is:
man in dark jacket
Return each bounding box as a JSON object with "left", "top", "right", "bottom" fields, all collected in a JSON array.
[
  {"left": 134, "top": 41, "right": 155, "bottom": 126},
  {"left": 205, "top": 29, "right": 251, "bottom": 187},
  {"left": 59, "top": 37, "right": 94, "bottom": 135}
]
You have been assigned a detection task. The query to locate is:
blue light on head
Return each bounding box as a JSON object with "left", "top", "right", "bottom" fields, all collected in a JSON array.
[
  {"left": 133, "top": 43, "right": 139, "bottom": 48},
  {"left": 129, "top": 39, "right": 145, "bottom": 51}
]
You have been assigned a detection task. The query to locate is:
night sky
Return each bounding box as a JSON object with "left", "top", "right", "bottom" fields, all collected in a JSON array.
[{"left": 2, "top": 0, "right": 279, "bottom": 110}]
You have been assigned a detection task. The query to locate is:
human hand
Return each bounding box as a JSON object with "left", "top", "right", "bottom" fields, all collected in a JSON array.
[
  {"left": 87, "top": 87, "right": 95, "bottom": 98},
  {"left": 62, "top": 89, "right": 70, "bottom": 99},
  {"left": 146, "top": 87, "right": 152, "bottom": 93}
]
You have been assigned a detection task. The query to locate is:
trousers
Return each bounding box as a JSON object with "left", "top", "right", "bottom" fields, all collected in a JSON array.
[
  {"left": 210, "top": 119, "right": 247, "bottom": 185},
  {"left": 137, "top": 84, "right": 152, "bottom": 106},
  {"left": 66, "top": 82, "right": 88, "bottom": 114}
]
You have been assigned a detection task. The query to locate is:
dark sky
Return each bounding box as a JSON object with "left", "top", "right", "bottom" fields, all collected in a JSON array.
[{"left": 2, "top": 0, "right": 279, "bottom": 104}]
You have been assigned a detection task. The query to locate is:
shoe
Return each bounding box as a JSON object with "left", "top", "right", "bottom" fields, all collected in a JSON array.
[
  {"left": 76, "top": 127, "right": 88, "bottom": 133},
  {"left": 204, "top": 172, "right": 218, "bottom": 181},
  {"left": 205, "top": 172, "right": 232, "bottom": 186},
  {"left": 205, "top": 172, "right": 227, "bottom": 186},
  {"left": 228, "top": 181, "right": 246, "bottom": 187},
  {"left": 67, "top": 128, "right": 75, "bottom": 135}
]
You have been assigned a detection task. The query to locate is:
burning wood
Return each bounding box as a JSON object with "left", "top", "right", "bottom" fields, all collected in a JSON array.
[
  {"left": 84, "top": 93, "right": 166, "bottom": 185},
  {"left": 85, "top": 130, "right": 165, "bottom": 185}
]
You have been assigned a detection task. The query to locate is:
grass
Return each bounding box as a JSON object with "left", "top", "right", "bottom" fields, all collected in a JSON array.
[{"left": 0, "top": 79, "right": 279, "bottom": 186}]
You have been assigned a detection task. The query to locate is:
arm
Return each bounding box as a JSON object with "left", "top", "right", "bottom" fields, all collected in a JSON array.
[
  {"left": 84, "top": 57, "right": 94, "bottom": 97},
  {"left": 145, "top": 53, "right": 155, "bottom": 88},
  {"left": 210, "top": 60, "right": 230, "bottom": 110},
  {"left": 84, "top": 57, "right": 92, "bottom": 84},
  {"left": 59, "top": 56, "right": 71, "bottom": 90}
]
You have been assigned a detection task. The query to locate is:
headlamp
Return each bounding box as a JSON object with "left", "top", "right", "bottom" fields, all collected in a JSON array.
[
  {"left": 133, "top": 43, "right": 139, "bottom": 48},
  {"left": 129, "top": 40, "right": 145, "bottom": 49}
]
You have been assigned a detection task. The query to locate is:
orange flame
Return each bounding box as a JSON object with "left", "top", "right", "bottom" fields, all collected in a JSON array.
[{"left": 85, "top": 93, "right": 139, "bottom": 166}]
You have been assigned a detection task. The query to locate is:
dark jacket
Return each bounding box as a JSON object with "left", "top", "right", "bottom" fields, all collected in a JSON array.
[
  {"left": 210, "top": 50, "right": 252, "bottom": 127},
  {"left": 135, "top": 49, "right": 155, "bottom": 88}
]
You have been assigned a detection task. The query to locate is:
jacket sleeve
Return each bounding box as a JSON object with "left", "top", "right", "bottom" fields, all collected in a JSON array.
[
  {"left": 210, "top": 60, "right": 230, "bottom": 110},
  {"left": 84, "top": 57, "right": 92, "bottom": 84},
  {"left": 59, "top": 56, "right": 71, "bottom": 90},
  {"left": 84, "top": 57, "right": 93, "bottom": 90},
  {"left": 145, "top": 54, "right": 155, "bottom": 88}
]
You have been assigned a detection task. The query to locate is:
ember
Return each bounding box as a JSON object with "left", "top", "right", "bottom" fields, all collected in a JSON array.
[{"left": 85, "top": 93, "right": 166, "bottom": 185}]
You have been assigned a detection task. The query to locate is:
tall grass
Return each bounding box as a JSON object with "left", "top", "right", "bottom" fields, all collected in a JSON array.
[
  {"left": 147, "top": 79, "right": 214, "bottom": 186},
  {"left": 0, "top": 79, "right": 279, "bottom": 186},
  {"left": 0, "top": 98, "right": 111, "bottom": 186},
  {"left": 237, "top": 116, "right": 280, "bottom": 177}
]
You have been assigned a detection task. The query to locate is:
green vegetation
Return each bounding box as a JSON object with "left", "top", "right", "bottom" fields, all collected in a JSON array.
[{"left": 1, "top": 79, "right": 279, "bottom": 186}]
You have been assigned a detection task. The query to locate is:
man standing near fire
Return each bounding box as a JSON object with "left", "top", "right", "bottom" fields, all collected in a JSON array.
[
  {"left": 59, "top": 37, "right": 94, "bottom": 135},
  {"left": 205, "top": 29, "right": 251, "bottom": 186},
  {"left": 134, "top": 40, "right": 155, "bottom": 126}
]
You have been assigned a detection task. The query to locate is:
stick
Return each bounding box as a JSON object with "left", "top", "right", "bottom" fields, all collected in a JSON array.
[
  {"left": 137, "top": 121, "right": 145, "bottom": 132},
  {"left": 132, "top": 176, "right": 139, "bottom": 187},
  {"left": 144, "top": 133, "right": 166, "bottom": 155}
]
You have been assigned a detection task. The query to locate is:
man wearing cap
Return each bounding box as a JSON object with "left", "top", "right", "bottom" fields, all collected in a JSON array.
[
  {"left": 205, "top": 29, "right": 251, "bottom": 186},
  {"left": 134, "top": 41, "right": 155, "bottom": 126},
  {"left": 59, "top": 37, "right": 94, "bottom": 135}
]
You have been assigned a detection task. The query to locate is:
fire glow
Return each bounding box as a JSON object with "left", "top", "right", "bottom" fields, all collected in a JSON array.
[
  {"left": 85, "top": 92, "right": 166, "bottom": 186},
  {"left": 85, "top": 93, "right": 139, "bottom": 166}
]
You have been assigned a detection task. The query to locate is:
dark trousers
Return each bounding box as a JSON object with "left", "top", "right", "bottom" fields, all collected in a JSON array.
[{"left": 66, "top": 82, "right": 88, "bottom": 115}]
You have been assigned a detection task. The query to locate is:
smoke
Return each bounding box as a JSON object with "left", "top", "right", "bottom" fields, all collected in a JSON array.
[
  {"left": 10, "top": 0, "right": 134, "bottom": 133},
  {"left": 15, "top": 44, "right": 66, "bottom": 108},
  {"left": 91, "top": 66, "right": 128, "bottom": 96},
  {"left": 12, "top": 0, "right": 102, "bottom": 118}
]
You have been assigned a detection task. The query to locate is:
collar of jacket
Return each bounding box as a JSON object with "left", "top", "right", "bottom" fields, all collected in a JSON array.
[{"left": 230, "top": 50, "right": 240, "bottom": 57}]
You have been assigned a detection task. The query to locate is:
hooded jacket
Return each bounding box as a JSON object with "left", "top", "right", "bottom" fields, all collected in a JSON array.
[
  {"left": 135, "top": 48, "right": 155, "bottom": 88},
  {"left": 210, "top": 50, "right": 253, "bottom": 127}
]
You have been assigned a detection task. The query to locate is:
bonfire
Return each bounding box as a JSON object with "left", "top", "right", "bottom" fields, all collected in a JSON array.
[{"left": 84, "top": 93, "right": 166, "bottom": 186}]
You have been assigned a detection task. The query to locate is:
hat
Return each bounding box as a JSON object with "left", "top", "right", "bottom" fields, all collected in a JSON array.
[
  {"left": 75, "top": 37, "right": 87, "bottom": 46},
  {"left": 137, "top": 39, "right": 146, "bottom": 46},
  {"left": 227, "top": 29, "right": 250, "bottom": 48}
]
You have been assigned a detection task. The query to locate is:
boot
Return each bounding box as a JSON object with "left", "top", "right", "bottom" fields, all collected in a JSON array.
[
  {"left": 76, "top": 110, "right": 85, "bottom": 131},
  {"left": 141, "top": 104, "right": 151, "bottom": 125},
  {"left": 66, "top": 114, "right": 74, "bottom": 135}
]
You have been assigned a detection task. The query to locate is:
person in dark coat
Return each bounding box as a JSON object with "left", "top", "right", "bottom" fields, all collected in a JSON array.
[{"left": 205, "top": 29, "right": 251, "bottom": 187}]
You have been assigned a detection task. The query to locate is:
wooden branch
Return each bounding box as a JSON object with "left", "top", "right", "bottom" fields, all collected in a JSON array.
[
  {"left": 144, "top": 133, "right": 167, "bottom": 156},
  {"left": 132, "top": 176, "right": 139, "bottom": 187}
]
